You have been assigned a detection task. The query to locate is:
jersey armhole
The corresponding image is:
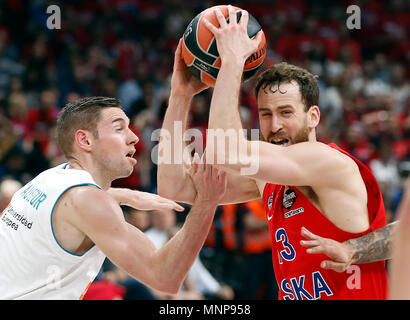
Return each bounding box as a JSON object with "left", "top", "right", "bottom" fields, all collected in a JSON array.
[{"left": 50, "top": 183, "right": 101, "bottom": 257}]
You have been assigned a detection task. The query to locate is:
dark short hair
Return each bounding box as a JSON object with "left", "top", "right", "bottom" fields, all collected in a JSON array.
[
  {"left": 56, "top": 96, "right": 121, "bottom": 158},
  {"left": 254, "top": 62, "right": 319, "bottom": 111}
]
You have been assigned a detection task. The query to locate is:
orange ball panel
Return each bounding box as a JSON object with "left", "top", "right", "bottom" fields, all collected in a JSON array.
[
  {"left": 244, "top": 32, "right": 266, "bottom": 70},
  {"left": 201, "top": 71, "right": 216, "bottom": 87},
  {"left": 197, "top": 5, "right": 242, "bottom": 53}
]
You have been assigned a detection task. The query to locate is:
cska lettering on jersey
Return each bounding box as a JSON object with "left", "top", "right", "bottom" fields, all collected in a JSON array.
[{"left": 280, "top": 271, "right": 333, "bottom": 300}]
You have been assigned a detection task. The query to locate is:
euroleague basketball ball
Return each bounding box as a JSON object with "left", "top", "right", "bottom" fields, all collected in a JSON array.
[{"left": 182, "top": 5, "right": 266, "bottom": 87}]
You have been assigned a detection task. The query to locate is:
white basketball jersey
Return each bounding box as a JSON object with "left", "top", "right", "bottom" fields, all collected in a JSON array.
[{"left": 0, "top": 163, "right": 106, "bottom": 300}]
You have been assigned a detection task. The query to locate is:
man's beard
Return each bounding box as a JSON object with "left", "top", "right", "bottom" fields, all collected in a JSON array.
[{"left": 262, "top": 123, "right": 309, "bottom": 146}]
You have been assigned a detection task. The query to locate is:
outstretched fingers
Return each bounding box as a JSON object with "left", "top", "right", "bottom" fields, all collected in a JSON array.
[
  {"left": 300, "top": 227, "right": 328, "bottom": 253},
  {"left": 301, "top": 226, "right": 320, "bottom": 240},
  {"left": 320, "top": 261, "right": 349, "bottom": 273},
  {"left": 227, "top": 5, "right": 237, "bottom": 26},
  {"left": 215, "top": 7, "right": 228, "bottom": 28},
  {"left": 239, "top": 9, "right": 249, "bottom": 29}
]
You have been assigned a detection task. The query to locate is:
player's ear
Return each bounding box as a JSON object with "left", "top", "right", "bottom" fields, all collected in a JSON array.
[
  {"left": 307, "top": 105, "right": 320, "bottom": 129},
  {"left": 74, "top": 129, "right": 94, "bottom": 153}
]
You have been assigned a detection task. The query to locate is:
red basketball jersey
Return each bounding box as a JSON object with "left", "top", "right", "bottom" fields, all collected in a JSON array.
[{"left": 262, "top": 143, "right": 388, "bottom": 300}]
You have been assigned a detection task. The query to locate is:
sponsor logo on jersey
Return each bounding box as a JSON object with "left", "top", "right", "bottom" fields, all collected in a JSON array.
[
  {"left": 284, "top": 207, "right": 304, "bottom": 219},
  {"left": 1, "top": 205, "right": 33, "bottom": 231},
  {"left": 268, "top": 194, "right": 273, "bottom": 210},
  {"left": 282, "top": 187, "right": 296, "bottom": 209},
  {"left": 267, "top": 194, "right": 274, "bottom": 221}
]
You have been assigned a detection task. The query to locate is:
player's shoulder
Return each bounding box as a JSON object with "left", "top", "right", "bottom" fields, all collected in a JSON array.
[
  {"left": 311, "top": 141, "right": 356, "bottom": 165},
  {"left": 293, "top": 142, "right": 359, "bottom": 184},
  {"left": 62, "top": 185, "right": 117, "bottom": 213}
]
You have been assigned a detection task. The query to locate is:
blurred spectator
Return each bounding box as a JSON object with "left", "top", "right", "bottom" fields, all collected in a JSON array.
[
  {"left": 0, "top": 29, "right": 24, "bottom": 97},
  {"left": 124, "top": 207, "right": 151, "bottom": 232},
  {"left": 8, "top": 92, "right": 29, "bottom": 139},
  {"left": 0, "top": 178, "right": 22, "bottom": 211},
  {"left": 204, "top": 201, "right": 277, "bottom": 300},
  {"left": 168, "top": 224, "right": 235, "bottom": 300},
  {"left": 370, "top": 140, "right": 401, "bottom": 220},
  {"left": 238, "top": 200, "right": 278, "bottom": 300},
  {"left": 145, "top": 209, "right": 233, "bottom": 300}
]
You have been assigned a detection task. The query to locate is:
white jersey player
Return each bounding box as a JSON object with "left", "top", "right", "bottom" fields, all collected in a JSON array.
[{"left": 0, "top": 96, "right": 226, "bottom": 299}]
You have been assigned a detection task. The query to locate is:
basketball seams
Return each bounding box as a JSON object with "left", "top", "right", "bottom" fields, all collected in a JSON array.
[
  {"left": 206, "top": 38, "right": 217, "bottom": 59},
  {"left": 182, "top": 37, "right": 196, "bottom": 67},
  {"left": 183, "top": 37, "right": 216, "bottom": 72},
  {"left": 198, "top": 13, "right": 218, "bottom": 59},
  {"left": 184, "top": 12, "right": 216, "bottom": 65}
]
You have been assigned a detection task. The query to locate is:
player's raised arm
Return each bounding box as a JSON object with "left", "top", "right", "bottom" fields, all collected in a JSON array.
[
  {"left": 157, "top": 39, "right": 261, "bottom": 205},
  {"left": 157, "top": 39, "right": 207, "bottom": 204}
]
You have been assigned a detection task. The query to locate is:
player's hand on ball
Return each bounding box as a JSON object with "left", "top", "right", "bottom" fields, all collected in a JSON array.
[
  {"left": 188, "top": 152, "right": 227, "bottom": 204},
  {"left": 300, "top": 227, "right": 355, "bottom": 272},
  {"left": 203, "top": 5, "right": 262, "bottom": 65},
  {"left": 170, "top": 39, "right": 209, "bottom": 97}
]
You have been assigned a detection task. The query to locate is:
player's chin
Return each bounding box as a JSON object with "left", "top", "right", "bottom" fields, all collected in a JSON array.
[
  {"left": 126, "top": 159, "right": 137, "bottom": 173},
  {"left": 117, "top": 169, "right": 134, "bottom": 180},
  {"left": 118, "top": 158, "right": 136, "bottom": 177},
  {"left": 127, "top": 156, "right": 137, "bottom": 166}
]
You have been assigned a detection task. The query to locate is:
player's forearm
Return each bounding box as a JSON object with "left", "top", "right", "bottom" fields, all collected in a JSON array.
[
  {"left": 207, "top": 60, "right": 251, "bottom": 171},
  {"left": 153, "top": 196, "right": 218, "bottom": 293},
  {"left": 208, "top": 60, "right": 243, "bottom": 133},
  {"left": 106, "top": 187, "right": 130, "bottom": 206},
  {"left": 345, "top": 221, "right": 398, "bottom": 264},
  {"left": 157, "top": 93, "right": 193, "bottom": 200}
]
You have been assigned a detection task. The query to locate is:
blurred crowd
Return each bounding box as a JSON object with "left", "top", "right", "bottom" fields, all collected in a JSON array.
[{"left": 0, "top": 0, "right": 408, "bottom": 300}]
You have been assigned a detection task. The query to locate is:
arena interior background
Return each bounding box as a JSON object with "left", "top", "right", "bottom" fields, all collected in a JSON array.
[{"left": 0, "top": 0, "right": 408, "bottom": 300}]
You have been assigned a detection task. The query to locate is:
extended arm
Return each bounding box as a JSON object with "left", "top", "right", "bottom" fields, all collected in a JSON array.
[
  {"left": 107, "top": 187, "right": 184, "bottom": 212},
  {"left": 300, "top": 222, "right": 397, "bottom": 272},
  {"left": 347, "top": 222, "right": 397, "bottom": 264},
  {"left": 64, "top": 163, "right": 227, "bottom": 294},
  {"left": 156, "top": 39, "right": 206, "bottom": 204}
]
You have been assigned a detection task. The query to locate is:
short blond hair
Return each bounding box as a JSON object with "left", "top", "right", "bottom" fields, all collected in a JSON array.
[{"left": 56, "top": 96, "right": 121, "bottom": 158}]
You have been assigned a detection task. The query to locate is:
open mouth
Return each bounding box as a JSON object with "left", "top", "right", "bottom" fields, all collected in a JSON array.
[
  {"left": 270, "top": 138, "right": 290, "bottom": 146},
  {"left": 126, "top": 150, "right": 135, "bottom": 158},
  {"left": 126, "top": 151, "right": 137, "bottom": 165}
]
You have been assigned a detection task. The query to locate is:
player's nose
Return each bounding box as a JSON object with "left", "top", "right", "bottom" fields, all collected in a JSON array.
[
  {"left": 271, "top": 115, "right": 283, "bottom": 133},
  {"left": 128, "top": 129, "right": 139, "bottom": 145}
]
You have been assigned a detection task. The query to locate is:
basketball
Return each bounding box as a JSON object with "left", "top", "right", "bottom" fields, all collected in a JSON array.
[{"left": 182, "top": 5, "right": 266, "bottom": 87}]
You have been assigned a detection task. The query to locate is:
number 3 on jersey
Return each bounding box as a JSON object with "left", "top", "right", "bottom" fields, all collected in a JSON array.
[{"left": 275, "top": 228, "right": 296, "bottom": 264}]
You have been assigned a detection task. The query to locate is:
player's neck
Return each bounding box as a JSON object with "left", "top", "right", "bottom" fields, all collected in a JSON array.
[
  {"left": 67, "top": 158, "right": 112, "bottom": 190},
  {"left": 308, "top": 130, "right": 317, "bottom": 142}
]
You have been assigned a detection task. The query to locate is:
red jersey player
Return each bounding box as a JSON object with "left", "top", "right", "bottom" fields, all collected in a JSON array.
[{"left": 158, "top": 6, "right": 388, "bottom": 300}]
